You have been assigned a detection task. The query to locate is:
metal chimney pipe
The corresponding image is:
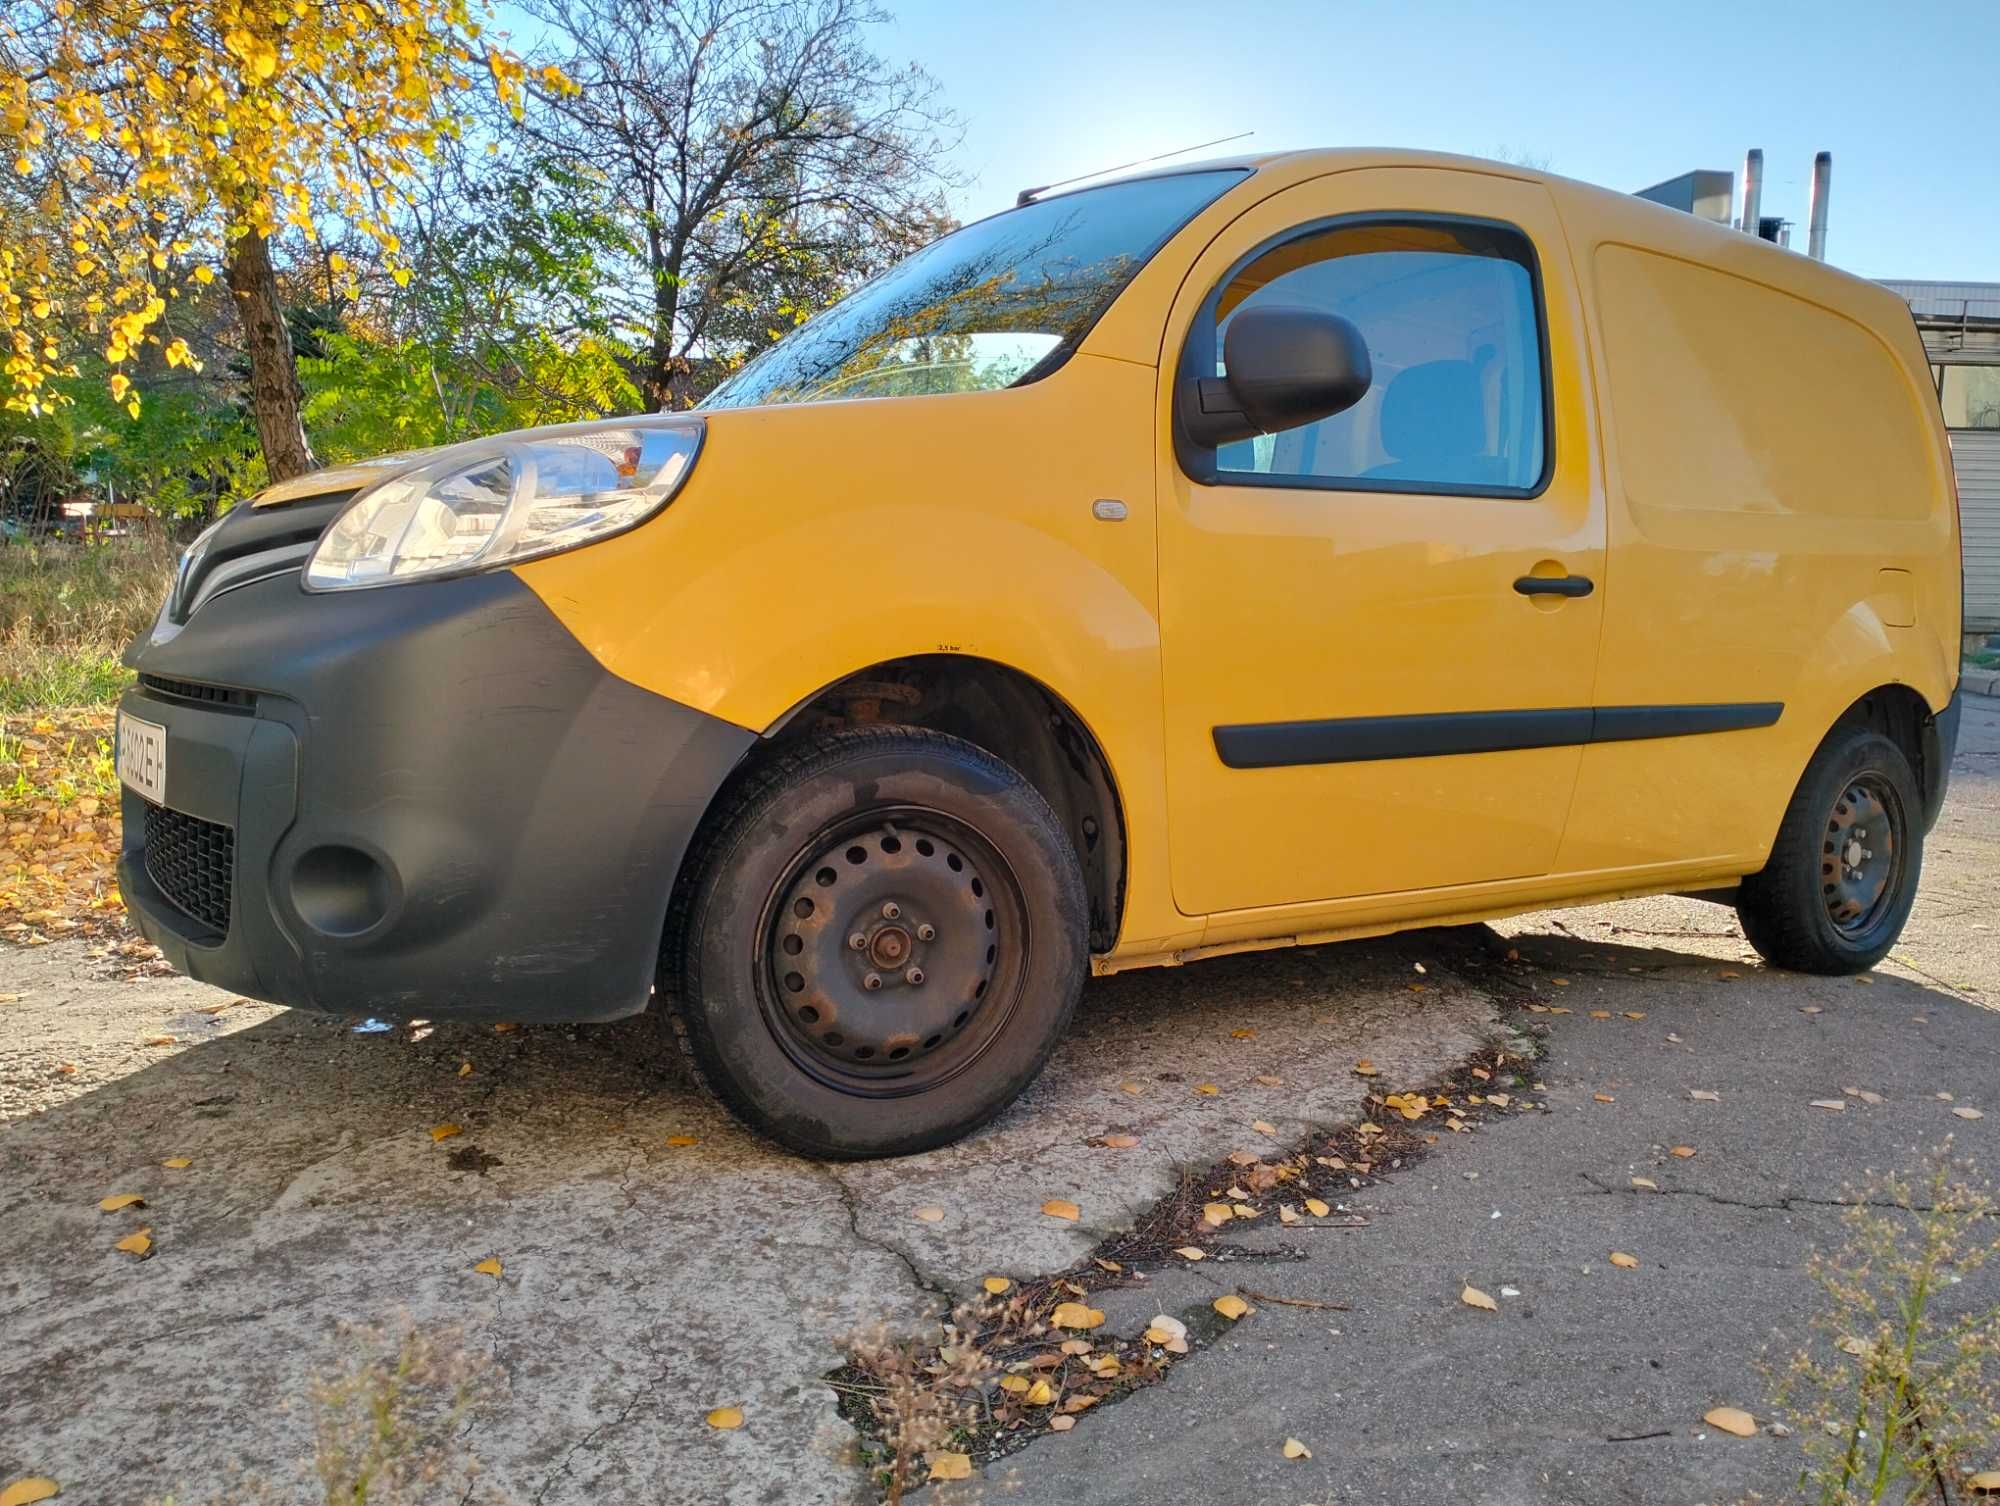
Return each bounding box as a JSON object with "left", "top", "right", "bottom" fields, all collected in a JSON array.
[
  {"left": 1807, "top": 151, "right": 1832, "bottom": 260},
  {"left": 1739, "top": 148, "right": 1763, "bottom": 235}
]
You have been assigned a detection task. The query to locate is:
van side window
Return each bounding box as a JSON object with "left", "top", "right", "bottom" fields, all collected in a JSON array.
[{"left": 1209, "top": 220, "right": 1547, "bottom": 494}]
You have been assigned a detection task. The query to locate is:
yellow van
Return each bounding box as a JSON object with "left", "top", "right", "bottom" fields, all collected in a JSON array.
[{"left": 117, "top": 150, "right": 1962, "bottom": 1156}]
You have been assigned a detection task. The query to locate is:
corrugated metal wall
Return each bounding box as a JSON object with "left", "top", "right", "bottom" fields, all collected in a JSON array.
[{"left": 1958, "top": 429, "right": 2000, "bottom": 633}]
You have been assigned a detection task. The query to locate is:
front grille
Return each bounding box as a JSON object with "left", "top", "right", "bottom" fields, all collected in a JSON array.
[
  {"left": 142, "top": 802, "right": 234, "bottom": 936},
  {"left": 139, "top": 674, "right": 254, "bottom": 710}
]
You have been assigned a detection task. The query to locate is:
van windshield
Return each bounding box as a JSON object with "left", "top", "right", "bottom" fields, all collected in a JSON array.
[{"left": 701, "top": 169, "right": 1246, "bottom": 409}]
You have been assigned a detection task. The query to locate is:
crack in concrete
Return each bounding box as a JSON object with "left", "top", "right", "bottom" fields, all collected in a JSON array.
[
  {"left": 820, "top": 1164, "right": 956, "bottom": 1307},
  {"left": 1576, "top": 1170, "right": 1956, "bottom": 1215},
  {"left": 529, "top": 1324, "right": 672, "bottom": 1506}
]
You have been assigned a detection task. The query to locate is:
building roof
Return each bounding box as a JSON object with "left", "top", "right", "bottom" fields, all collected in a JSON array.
[{"left": 1879, "top": 280, "right": 2000, "bottom": 322}]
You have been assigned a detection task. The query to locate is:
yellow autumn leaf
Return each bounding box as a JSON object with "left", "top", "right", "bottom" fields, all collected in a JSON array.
[
  {"left": 98, "top": 1193, "right": 145, "bottom": 1212},
  {"left": 705, "top": 1406, "right": 744, "bottom": 1430},
  {"left": 1212, "top": 1293, "right": 1250, "bottom": 1319},
  {"left": 1460, "top": 1284, "right": 1498, "bottom": 1312},
  {"left": 1304, "top": 1197, "right": 1331, "bottom": 1217},
  {"left": 429, "top": 1123, "right": 462, "bottom": 1142},
  {"left": 912, "top": 1206, "right": 945, "bottom": 1223},
  {"left": 927, "top": 1452, "right": 971, "bottom": 1482},
  {"left": 1099, "top": 1133, "right": 1139, "bottom": 1148},
  {"left": 1610, "top": 1251, "right": 1639, "bottom": 1269},
  {"left": 1352, "top": 1060, "right": 1379, "bottom": 1076},
  {"left": 1050, "top": 1302, "right": 1104, "bottom": 1330},
  {"left": 998, "top": 1374, "right": 1030, "bottom": 1393},
  {"left": 1193, "top": 1082, "right": 1219, "bottom": 1096},
  {"left": 160, "top": 1158, "right": 192, "bottom": 1169},
  {"left": 1283, "top": 1438, "right": 1312, "bottom": 1459},
  {"left": 473, "top": 1257, "right": 502, "bottom": 1278},
  {"left": 1174, "top": 1246, "right": 1205, "bottom": 1261},
  {"left": 1024, "top": 1378, "right": 1055, "bottom": 1406},
  {"left": 1203, "top": 1201, "right": 1234, "bottom": 1227},
  {"left": 982, "top": 1276, "right": 1011, "bottom": 1295},
  {"left": 115, "top": 1230, "right": 152, "bottom": 1257},
  {"left": 1041, "top": 1198, "right": 1081, "bottom": 1221},
  {"left": 457, "top": 1062, "right": 473, "bottom": 1077},
  {"left": 665, "top": 1135, "right": 699, "bottom": 1147},
  {"left": 1964, "top": 1470, "right": 1999, "bottom": 1493},
  {"left": 1671, "top": 1145, "right": 1698, "bottom": 1158},
  {"left": 1251, "top": 1120, "right": 1277, "bottom": 1136},
  {"left": 0, "top": 1479, "right": 60, "bottom": 1506},
  {"left": 1703, "top": 1405, "right": 1757, "bottom": 1438}
]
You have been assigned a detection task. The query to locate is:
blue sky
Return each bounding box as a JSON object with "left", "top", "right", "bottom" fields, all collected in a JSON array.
[{"left": 876, "top": 0, "right": 1996, "bottom": 281}]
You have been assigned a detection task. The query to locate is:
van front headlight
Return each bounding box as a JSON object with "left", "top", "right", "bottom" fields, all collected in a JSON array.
[{"left": 304, "top": 417, "right": 703, "bottom": 590}]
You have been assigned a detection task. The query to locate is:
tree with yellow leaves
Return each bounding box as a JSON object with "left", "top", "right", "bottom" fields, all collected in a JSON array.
[{"left": 0, "top": 0, "right": 566, "bottom": 481}]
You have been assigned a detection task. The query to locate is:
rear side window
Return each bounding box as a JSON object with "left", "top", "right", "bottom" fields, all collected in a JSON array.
[
  {"left": 1941, "top": 366, "right": 2000, "bottom": 430},
  {"left": 1194, "top": 219, "right": 1548, "bottom": 494}
]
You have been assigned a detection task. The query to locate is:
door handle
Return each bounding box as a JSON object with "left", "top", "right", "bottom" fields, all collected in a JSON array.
[{"left": 1513, "top": 574, "right": 1594, "bottom": 599}]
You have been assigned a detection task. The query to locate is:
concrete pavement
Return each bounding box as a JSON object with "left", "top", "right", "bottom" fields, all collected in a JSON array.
[{"left": 1, "top": 698, "right": 1994, "bottom": 1504}]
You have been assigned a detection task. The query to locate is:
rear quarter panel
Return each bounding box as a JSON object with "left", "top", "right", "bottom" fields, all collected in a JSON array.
[{"left": 1550, "top": 179, "right": 1959, "bottom": 875}]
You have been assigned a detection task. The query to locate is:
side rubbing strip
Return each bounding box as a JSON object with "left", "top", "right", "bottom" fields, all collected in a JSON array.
[{"left": 1212, "top": 702, "right": 1783, "bottom": 770}]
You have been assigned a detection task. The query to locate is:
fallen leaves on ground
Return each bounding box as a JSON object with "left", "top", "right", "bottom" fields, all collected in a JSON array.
[
  {"left": 1193, "top": 1082, "right": 1219, "bottom": 1096},
  {"left": 1041, "top": 1198, "right": 1080, "bottom": 1222},
  {"left": 1703, "top": 1405, "right": 1757, "bottom": 1437},
  {"left": 1203, "top": 1201, "right": 1234, "bottom": 1227},
  {"left": 1, "top": 710, "right": 129, "bottom": 945},
  {"left": 1283, "top": 1438, "right": 1312, "bottom": 1460},
  {"left": 1689, "top": 1090, "right": 1721, "bottom": 1102},
  {"left": 1097, "top": 1133, "right": 1138, "bottom": 1148},
  {"left": 1352, "top": 1060, "right": 1379, "bottom": 1076},
  {"left": 1050, "top": 1302, "right": 1104, "bottom": 1330},
  {"left": 1671, "top": 1145, "right": 1698, "bottom": 1158},
  {"left": 706, "top": 1406, "right": 744, "bottom": 1430},
  {"left": 98, "top": 1193, "right": 144, "bottom": 1212},
  {"left": 1965, "top": 1470, "right": 2000, "bottom": 1493},
  {"left": 1212, "top": 1294, "right": 1249, "bottom": 1320},
  {"left": 473, "top": 1257, "right": 502, "bottom": 1278},
  {"left": 429, "top": 1123, "right": 462, "bottom": 1142},
  {"left": 1460, "top": 1284, "right": 1498, "bottom": 1312},
  {"left": 982, "top": 1276, "right": 1011, "bottom": 1294},
  {"left": 1954, "top": 1106, "right": 1985, "bottom": 1121},
  {"left": 1810, "top": 1099, "right": 1848, "bottom": 1112},
  {"left": 927, "top": 1452, "right": 972, "bottom": 1481},
  {"left": 1304, "top": 1197, "right": 1331, "bottom": 1217},
  {"left": 114, "top": 1229, "right": 151, "bottom": 1257},
  {"left": 0, "top": 1478, "right": 60, "bottom": 1506},
  {"left": 457, "top": 1062, "right": 474, "bottom": 1078},
  {"left": 1174, "top": 1245, "right": 1204, "bottom": 1261},
  {"left": 1632, "top": 1177, "right": 1658, "bottom": 1190},
  {"left": 665, "top": 1135, "right": 699, "bottom": 1147},
  {"left": 913, "top": 1206, "right": 945, "bottom": 1223},
  {"left": 159, "top": 1157, "right": 190, "bottom": 1169},
  {"left": 1609, "top": 1251, "right": 1640, "bottom": 1269}
]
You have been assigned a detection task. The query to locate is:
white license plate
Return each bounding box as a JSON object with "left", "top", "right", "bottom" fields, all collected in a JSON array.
[{"left": 117, "top": 712, "right": 167, "bottom": 804}]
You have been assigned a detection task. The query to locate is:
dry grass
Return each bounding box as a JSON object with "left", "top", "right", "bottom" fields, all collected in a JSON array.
[{"left": 0, "top": 534, "right": 176, "bottom": 713}]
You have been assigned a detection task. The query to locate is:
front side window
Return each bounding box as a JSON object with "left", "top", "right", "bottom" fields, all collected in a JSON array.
[
  {"left": 1200, "top": 219, "right": 1548, "bottom": 493},
  {"left": 702, "top": 169, "right": 1245, "bottom": 409}
]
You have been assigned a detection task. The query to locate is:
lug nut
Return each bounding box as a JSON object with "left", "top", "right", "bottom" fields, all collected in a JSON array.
[
  {"left": 916, "top": 923, "right": 935, "bottom": 941},
  {"left": 905, "top": 967, "right": 925, "bottom": 986},
  {"left": 863, "top": 972, "right": 883, "bottom": 990},
  {"left": 849, "top": 932, "right": 868, "bottom": 951},
  {"left": 881, "top": 901, "right": 901, "bottom": 920}
]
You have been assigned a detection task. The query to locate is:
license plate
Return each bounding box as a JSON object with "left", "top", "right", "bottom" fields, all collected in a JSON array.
[{"left": 117, "top": 712, "right": 167, "bottom": 804}]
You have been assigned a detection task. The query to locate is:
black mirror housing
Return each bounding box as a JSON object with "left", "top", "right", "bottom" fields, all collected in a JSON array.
[{"left": 1180, "top": 305, "right": 1373, "bottom": 449}]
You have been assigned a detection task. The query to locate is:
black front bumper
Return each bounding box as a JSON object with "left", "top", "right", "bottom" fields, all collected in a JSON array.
[{"left": 118, "top": 570, "right": 754, "bottom": 1022}]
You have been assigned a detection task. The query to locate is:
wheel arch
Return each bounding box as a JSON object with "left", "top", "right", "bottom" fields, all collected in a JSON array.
[
  {"left": 677, "top": 654, "right": 1129, "bottom": 954},
  {"left": 1823, "top": 682, "right": 1953, "bottom": 831}
]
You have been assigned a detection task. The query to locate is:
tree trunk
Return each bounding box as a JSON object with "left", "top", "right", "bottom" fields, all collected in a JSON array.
[{"left": 226, "top": 230, "right": 317, "bottom": 482}]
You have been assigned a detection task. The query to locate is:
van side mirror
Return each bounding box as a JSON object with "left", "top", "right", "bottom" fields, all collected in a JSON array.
[{"left": 1179, "top": 306, "right": 1373, "bottom": 449}]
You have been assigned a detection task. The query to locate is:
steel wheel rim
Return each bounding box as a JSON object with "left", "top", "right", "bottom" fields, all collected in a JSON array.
[
  {"left": 1821, "top": 772, "right": 1904, "bottom": 938},
  {"left": 757, "top": 804, "right": 1029, "bottom": 1098}
]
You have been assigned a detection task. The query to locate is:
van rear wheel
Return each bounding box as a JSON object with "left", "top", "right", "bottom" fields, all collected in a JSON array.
[
  {"left": 1736, "top": 728, "right": 1922, "bottom": 975},
  {"left": 665, "top": 726, "right": 1088, "bottom": 1158}
]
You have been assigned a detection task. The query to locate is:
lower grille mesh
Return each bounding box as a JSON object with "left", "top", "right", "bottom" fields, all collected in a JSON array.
[{"left": 141, "top": 802, "right": 234, "bottom": 936}]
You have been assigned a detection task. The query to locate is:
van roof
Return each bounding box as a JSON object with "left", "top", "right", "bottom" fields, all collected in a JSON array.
[{"left": 1059, "top": 147, "right": 1907, "bottom": 328}]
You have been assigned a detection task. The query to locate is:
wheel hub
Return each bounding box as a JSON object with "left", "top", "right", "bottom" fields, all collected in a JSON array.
[
  {"left": 767, "top": 821, "right": 1001, "bottom": 1072},
  {"left": 1821, "top": 778, "right": 1897, "bottom": 936}
]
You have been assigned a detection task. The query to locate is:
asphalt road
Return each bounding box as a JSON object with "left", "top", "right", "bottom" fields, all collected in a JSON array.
[{"left": 1, "top": 699, "right": 1994, "bottom": 1504}]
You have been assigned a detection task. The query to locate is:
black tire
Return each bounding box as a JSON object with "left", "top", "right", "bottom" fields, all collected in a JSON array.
[
  {"left": 1737, "top": 727, "right": 1922, "bottom": 974},
  {"left": 663, "top": 726, "right": 1088, "bottom": 1158}
]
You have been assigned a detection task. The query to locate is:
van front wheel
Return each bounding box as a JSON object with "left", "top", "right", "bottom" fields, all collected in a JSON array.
[
  {"left": 666, "top": 726, "right": 1089, "bottom": 1158},
  {"left": 1736, "top": 728, "right": 1922, "bottom": 975}
]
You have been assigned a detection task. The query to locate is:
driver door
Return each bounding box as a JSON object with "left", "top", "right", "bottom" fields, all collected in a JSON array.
[{"left": 1156, "top": 167, "right": 1606, "bottom": 919}]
